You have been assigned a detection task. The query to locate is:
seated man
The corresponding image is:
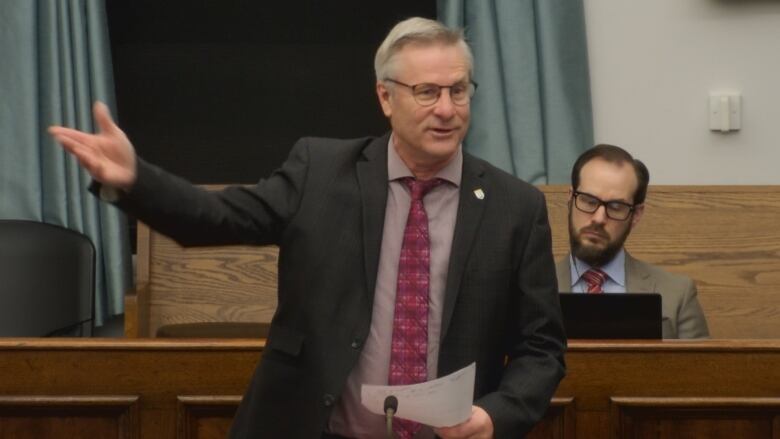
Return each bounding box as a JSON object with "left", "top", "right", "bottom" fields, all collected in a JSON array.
[{"left": 556, "top": 144, "right": 709, "bottom": 339}]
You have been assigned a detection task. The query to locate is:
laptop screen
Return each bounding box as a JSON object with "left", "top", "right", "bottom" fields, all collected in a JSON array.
[{"left": 558, "top": 292, "right": 663, "bottom": 339}]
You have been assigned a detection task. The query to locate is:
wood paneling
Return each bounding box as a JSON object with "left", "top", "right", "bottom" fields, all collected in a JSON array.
[
  {"left": 544, "top": 185, "right": 780, "bottom": 338},
  {"left": 177, "top": 396, "right": 241, "bottom": 439},
  {"left": 610, "top": 397, "right": 780, "bottom": 439},
  {"left": 0, "top": 339, "right": 778, "bottom": 438},
  {"left": 0, "top": 395, "right": 139, "bottom": 439},
  {"left": 0, "top": 339, "right": 260, "bottom": 439},
  {"left": 133, "top": 219, "right": 278, "bottom": 337},
  {"left": 527, "top": 397, "right": 575, "bottom": 439},
  {"left": 129, "top": 185, "right": 780, "bottom": 339}
]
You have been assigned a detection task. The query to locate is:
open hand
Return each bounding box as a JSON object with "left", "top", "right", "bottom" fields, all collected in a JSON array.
[{"left": 49, "top": 101, "right": 137, "bottom": 190}]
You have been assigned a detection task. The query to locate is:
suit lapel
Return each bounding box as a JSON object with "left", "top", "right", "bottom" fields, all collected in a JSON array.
[
  {"left": 440, "top": 153, "right": 487, "bottom": 340},
  {"left": 558, "top": 255, "right": 573, "bottom": 292},
  {"left": 356, "top": 134, "right": 390, "bottom": 310},
  {"left": 625, "top": 252, "right": 655, "bottom": 292}
]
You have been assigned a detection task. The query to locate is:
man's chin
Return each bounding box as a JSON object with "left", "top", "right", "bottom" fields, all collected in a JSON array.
[
  {"left": 572, "top": 241, "right": 612, "bottom": 267},
  {"left": 419, "top": 140, "right": 461, "bottom": 162},
  {"left": 578, "top": 238, "right": 606, "bottom": 252}
]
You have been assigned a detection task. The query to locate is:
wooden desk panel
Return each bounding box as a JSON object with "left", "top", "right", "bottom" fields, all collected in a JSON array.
[
  {"left": 536, "top": 340, "right": 780, "bottom": 439},
  {"left": 0, "top": 339, "right": 261, "bottom": 439},
  {"left": 0, "top": 339, "right": 777, "bottom": 438}
]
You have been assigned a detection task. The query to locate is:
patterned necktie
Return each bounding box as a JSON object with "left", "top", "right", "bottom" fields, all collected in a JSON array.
[
  {"left": 583, "top": 268, "right": 607, "bottom": 294},
  {"left": 389, "top": 177, "right": 443, "bottom": 439}
]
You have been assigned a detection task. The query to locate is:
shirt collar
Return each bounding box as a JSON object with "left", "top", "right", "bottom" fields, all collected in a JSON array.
[
  {"left": 570, "top": 248, "right": 626, "bottom": 287},
  {"left": 386, "top": 134, "right": 462, "bottom": 187}
]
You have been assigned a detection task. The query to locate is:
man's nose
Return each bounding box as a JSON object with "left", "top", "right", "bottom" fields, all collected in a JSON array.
[
  {"left": 433, "top": 89, "right": 456, "bottom": 118},
  {"left": 590, "top": 205, "right": 608, "bottom": 223}
]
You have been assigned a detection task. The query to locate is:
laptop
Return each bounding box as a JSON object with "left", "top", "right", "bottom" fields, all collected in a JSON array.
[{"left": 558, "top": 292, "right": 663, "bottom": 339}]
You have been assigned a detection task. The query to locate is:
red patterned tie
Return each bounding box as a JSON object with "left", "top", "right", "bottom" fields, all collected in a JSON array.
[
  {"left": 389, "top": 177, "right": 443, "bottom": 439},
  {"left": 583, "top": 268, "right": 607, "bottom": 294}
]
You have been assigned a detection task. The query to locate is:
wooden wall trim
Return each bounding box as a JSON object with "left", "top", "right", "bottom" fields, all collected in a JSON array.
[
  {"left": 0, "top": 395, "right": 140, "bottom": 406},
  {"left": 611, "top": 397, "right": 780, "bottom": 408},
  {"left": 566, "top": 339, "right": 780, "bottom": 352},
  {"left": 177, "top": 396, "right": 242, "bottom": 439},
  {"left": 609, "top": 397, "right": 780, "bottom": 439},
  {"left": 4, "top": 338, "right": 780, "bottom": 351},
  {"left": 0, "top": 338, "right": 265, "bottom": 351},
  {"left": 0, "top": 395, "right": 139, "bottom": 439}
]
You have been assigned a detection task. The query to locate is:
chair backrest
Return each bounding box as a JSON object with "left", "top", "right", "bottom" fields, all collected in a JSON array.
[{"left": 0, "top": 220, "right": 95, "bottom": 337}]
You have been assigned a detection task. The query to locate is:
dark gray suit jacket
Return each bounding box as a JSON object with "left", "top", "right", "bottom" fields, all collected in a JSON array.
[
  {"left": 556, "top": 253, "right": 709, "bottom": 339},
  {"left": 115, "top": 133, "right": 566, "bottom": 438}
]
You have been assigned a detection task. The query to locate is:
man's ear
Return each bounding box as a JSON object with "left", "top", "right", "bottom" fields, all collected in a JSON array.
[
  {"left": 376, "top": 81, "right": 392, "bottom": 117},
  {"left": 631, "top": 203, "right": 645, "bottom": 227}
]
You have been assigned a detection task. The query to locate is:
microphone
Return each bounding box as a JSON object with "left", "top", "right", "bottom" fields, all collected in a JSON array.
[{"left": 384, "top": 395, "right": 398, "bottom": 439}]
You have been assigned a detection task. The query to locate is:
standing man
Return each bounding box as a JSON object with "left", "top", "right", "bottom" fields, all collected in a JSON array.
[
  {"left": 50, "top": 17, "right": 565, "bottom": 439},
  {"left": 558, "top": 144, "right": 709, "bottom": 339}
]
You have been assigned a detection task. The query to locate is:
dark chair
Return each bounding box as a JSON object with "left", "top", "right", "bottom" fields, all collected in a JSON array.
[{"left": 0, "top": 220, "right": 95, "bottom": 337}]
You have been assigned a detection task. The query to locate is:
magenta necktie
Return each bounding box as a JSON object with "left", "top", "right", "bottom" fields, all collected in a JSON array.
[
  {"left": 583, "top": 268, "right": 607, "bottom": 294},
  {"left": 389, "top": 177, "right": 443, "bottom": 439}
]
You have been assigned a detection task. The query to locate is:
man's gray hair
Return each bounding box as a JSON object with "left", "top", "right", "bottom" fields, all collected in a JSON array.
[{"left": 374, "top": 17, "right": 473, "bottom": 82}]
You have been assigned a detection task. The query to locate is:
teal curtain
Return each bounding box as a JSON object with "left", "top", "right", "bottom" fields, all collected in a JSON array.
[
  {"left": 0, "top": 0, "right": 131, "bottom": 327},
  {"left": 439, "top": 0, "right": 593, "bottom": 184}
]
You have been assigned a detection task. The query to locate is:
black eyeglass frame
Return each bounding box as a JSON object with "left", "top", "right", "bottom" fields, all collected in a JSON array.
[
  {"left": 383, "top": 78, "right": 478, "bottom": 106},
  {"left": 571, "top": 190, "right": 638, "bottom": 221}
]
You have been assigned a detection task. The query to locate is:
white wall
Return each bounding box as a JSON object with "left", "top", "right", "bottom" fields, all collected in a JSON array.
[{"left": 584, "top": 0, "right": 780, "bottom": 184}]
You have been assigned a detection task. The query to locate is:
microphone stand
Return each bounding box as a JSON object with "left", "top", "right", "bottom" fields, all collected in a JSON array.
[{"left": 384, "top": 395, "right": 398, "bottom": 439}]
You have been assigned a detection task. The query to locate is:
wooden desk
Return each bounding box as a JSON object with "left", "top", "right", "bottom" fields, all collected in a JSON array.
[
  {"left": 531, "top": 339, "right": 780, "bottom": 439},
  {"left": 0, "top": 339, "right": 777, "bottom": 438}
]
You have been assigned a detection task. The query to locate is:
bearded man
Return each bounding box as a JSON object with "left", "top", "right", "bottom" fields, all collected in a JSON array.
[{"left": 556, "top": 144, "right": 709, "bottom": 339}]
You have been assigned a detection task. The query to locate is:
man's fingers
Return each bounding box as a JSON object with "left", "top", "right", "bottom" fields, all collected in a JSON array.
[
  {"left": 53, "top": 133, "right": 109, "bottom": 179},
  {"left": 48, "top": 126, "right": 101, "bottom": 149},
  {"left": 434, "top": 406, "right": 493, "bottom": 439},
  {"left": 52, "top": 133, "right": 94, "bottom": 160},
  {"left": 93, "top": 101, "right": 118, "bottom": 135},
  {"left": 435, "top": 423, "right": 474, "bottom": 438}
]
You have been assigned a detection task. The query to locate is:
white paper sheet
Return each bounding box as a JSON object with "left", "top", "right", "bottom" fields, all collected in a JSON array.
[{"left": 360, "top": 362, "right": 475, "bottom": 428}]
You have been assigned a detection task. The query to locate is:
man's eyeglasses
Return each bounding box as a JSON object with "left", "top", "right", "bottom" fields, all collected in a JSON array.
[
  {"left": 572, "top": 190, "right": 637, "bottom": 221},
  {"left": 384, "top": 78, "right": 477, "bottom": 106}
]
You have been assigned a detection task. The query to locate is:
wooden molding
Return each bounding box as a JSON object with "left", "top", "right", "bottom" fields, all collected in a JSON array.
[
  {"left": 0, "top": 395, "right": 139, "bottom": 439},
  {"left": 610, "top": 397, "right": 780, "bottom": 439},
  {"left": 528, "top": 397, "right": 576, "bottom": 439},
  {"left": 176, "top": 395, "right": 242, "bottom": 439}
]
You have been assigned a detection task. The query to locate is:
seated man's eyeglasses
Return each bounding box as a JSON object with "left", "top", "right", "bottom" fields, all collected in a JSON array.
[
  {"left": 572, "top": 190, "right": 637, "bottom": 221},
  {"left": 384, "top": 78, "right": 477, "bottom": 106}
]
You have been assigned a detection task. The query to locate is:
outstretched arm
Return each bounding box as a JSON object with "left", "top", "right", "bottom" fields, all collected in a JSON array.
[{"left": 48, "top": 101, "right": 137, "bottom": 191}]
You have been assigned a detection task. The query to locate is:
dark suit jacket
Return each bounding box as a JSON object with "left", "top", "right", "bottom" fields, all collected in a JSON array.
[
  {"left": 556, "top": 253, "right": 709, "bottom": 339},
  {"left": 116, "top": 133, "right": 566, "bottom": 438}
]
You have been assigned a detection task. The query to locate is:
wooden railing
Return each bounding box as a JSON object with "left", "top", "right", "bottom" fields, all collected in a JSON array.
[{"left": 0, "top": 339, "right": 777, "bottom": 438}]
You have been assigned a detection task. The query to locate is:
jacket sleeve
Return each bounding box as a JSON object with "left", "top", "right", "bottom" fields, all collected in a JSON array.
[
  {"left": 105, "top": 138, "right": 312, "bottom": 247},
  {"left": 476, "top": 190, "right": 567, "bottom": 437},
  {"left": 676, "top": 280, "right": 710, "bottom": 339}
]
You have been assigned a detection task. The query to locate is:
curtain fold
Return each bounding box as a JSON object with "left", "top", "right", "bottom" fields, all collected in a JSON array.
[
  {"left": 438, "top": 0, "right": 593, "bottom": 183},
  {"left": 0, "top": 0, "right": 131, "bottom": 327}
]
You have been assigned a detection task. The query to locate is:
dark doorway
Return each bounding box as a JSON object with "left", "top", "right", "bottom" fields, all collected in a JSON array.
[{"left": 106, "top": 1, "right": 437, "bottom": 184}]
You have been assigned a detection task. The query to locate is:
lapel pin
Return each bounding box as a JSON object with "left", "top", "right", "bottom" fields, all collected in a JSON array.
[{"left": 473, "top": 188, "right": 485, "bottom": 200}]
